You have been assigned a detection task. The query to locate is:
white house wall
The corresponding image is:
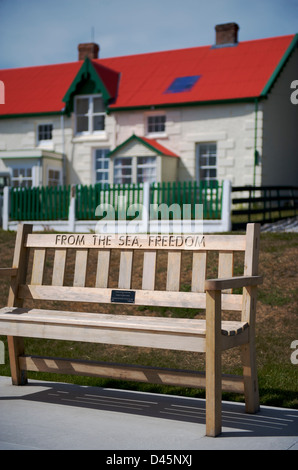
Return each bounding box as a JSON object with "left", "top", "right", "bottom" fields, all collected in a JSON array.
[
  {"left": 262, "top": 47, "right": 298, "bottom": 185},
  {"left": 114, "top": 102, "right": 263, "bottom": 186},
  {"left": 0, "top": 101, "right": 263, "bottom": 186}
]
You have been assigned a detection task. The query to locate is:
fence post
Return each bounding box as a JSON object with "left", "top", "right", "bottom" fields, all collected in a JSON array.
[
  {"left": 68, "top": 185, "right": 76, "bottom": 232},
  {"left": 221, "top": 180, "right": 232, "bottom": 232},
  {"left": 2, "top": 186, "right": 10, "bottom": 230},
  {"left": 142, "top": 182, "right": 150, "bottom": 233}
]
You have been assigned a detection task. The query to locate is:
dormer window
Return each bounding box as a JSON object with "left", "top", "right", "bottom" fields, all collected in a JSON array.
[{"left": 75, "top": 95, "right": 105, "bottom": 134}]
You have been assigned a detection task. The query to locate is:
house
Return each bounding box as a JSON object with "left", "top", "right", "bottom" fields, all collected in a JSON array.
[{"left": 0, "top": 23, "right": 297, "bottom": 189}]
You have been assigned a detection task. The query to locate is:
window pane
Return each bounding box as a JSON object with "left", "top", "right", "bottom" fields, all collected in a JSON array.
[
  {"left": 95, "top": 148, "right": 110, "bottom": 184},
  {"left": 147, "top": 115, "right": 166, "bottom": 133},
  {"left": 198, "top": 143, "right": 217, "bottom": 182},
  {"left": 114, "top": 158, "right": 132, "bottom": 183},
  {"left": 96, "top": 171, "right": 109, "bottom": 182},
  {"left": 76, "top": 98, "right": 89, "bottom": 114},
  {"left": 38, "top": 124, "right": 53, "bottom": 141},
  {"left": 93, "top": 97, "right": 105, "bottom": 113},
  {"left": 137, "top": 156, "right": 156, "bottom": 183},
  {"left": 77, "top": 116, "right": 88, "bottom": 132},
  {"left": 93, "top": 115, "right": 105, "bottom": 131}
]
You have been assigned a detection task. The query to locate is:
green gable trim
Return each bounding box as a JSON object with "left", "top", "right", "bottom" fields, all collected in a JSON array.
[
  {"left": 261, "top": 34, "right": 298, "bottom": 97},
  {"left": 108, "top": 134, "right": 163, "bottom": 157},
  {"left": 63, "top": 57, "right": 111, "bottom": 115}
]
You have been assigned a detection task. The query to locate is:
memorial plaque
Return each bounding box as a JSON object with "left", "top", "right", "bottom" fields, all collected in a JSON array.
[{"left": 111, "top": 290, "right": 136, "bottom": 304}]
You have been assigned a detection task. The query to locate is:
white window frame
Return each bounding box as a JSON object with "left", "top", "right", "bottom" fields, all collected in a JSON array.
[
  {"left": 113, "top": 157, "right": 133, "bottom": 184},
  {"left": 137, "top": 156, "right": 156, "bottom": 183},
  {"left": 196, "top": 142, "right": 217, "bottom": 182},
  {"left": 47, "top": 168, "right": 62, "bottom": 187},
  {"left": 94, "top": 148, "right": 110, "bottom": 184},
  {"left": 37, "top": 123, "right": 53, "bottom": 147},
  {"left": 146, "top": 114, "right": 166, "bottom": 135},
  {"left": 9, "top": 163, "right": 34, "bottom": 188},
  {"left": 113, "top": 156, "right": 157, "bottom": 184},
  {"left": 75, "top": 94, "right": 105, "bottom": 135}
]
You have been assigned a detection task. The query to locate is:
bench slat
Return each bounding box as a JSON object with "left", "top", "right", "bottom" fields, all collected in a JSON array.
[
  {"left": 218, "top": 251, "right": 234, "bottom": 294},
  {"left": 19, "top": 355, "right": 245, "bottom": 393},
  {"left": 191, "top": 252, "right": 207, "bottom": 293},
  {"left": 73, "top": 249, "right": 88, "bottom": 287},
  {"left": 142, "top": 251, "right": 157, "bottom": 290},
  {"left": 18, "top": 284, "right": 243, "bottom": 311},
  {"left": 52, "top": 249, "right": 67, "bottom": 286},
  {"left": 25, "top": 233, "right": 247, "bottom": 251},
  {"left": 95, "top": 250, "right": 111, "bottom": 288},
  {"left": 119, "top": 250, "right": 133, "bottom": 289},
  {"left": 166, "top": 251, "right": 181, "bottom": 291},
  {"left": 0, "top": 307, "right": 249, "bottom": 354},
  {"left": 31, "top": 249, "right": 46, "bottom": 285}
]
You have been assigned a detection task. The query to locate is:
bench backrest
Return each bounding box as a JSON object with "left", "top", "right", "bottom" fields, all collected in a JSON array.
[{"left": 8, "top": 224, "right": 260, "bottom": 320}]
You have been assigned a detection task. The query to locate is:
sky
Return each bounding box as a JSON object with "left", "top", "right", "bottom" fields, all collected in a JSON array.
[{"left": 0, "top": 0, "right": 297, "bottom": 69}]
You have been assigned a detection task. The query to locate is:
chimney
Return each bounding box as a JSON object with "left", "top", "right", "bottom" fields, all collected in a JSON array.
[
  {"left": 215, "top": 23, "right": 239, "bottom": 47},
  {"left": 78, "top": 42, "right": 100, "bottom": 60}
]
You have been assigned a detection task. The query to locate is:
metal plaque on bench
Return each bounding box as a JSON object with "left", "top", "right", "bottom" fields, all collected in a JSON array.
[{"left": 111, "top": 290, "right": 136, "bottom": 304}]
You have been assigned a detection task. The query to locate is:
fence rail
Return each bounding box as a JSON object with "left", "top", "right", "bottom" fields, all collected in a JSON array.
[{"left": 232, "top": 185, "right": 298, "bottom": 230}]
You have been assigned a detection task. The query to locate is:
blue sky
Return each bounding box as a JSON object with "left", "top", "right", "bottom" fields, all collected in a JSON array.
[{"left": 0, "top": 0, "right": 297, "bottom": 69}]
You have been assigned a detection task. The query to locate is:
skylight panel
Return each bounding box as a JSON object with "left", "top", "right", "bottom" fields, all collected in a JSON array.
[{"left": 164, "top": 75, "right": 201, "bottom": 94}]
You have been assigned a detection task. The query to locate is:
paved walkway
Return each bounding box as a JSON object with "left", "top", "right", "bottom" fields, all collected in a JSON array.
[{"left": 0, "top": 376, "right": 297, "bottom": 450}]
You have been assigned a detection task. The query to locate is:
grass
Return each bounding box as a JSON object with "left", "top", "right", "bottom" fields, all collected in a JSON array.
[{"left": 0, "top": 229, "right": 297, "bottom": 409}]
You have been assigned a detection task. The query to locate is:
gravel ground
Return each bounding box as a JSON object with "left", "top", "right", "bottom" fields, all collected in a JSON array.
[{"left": 260, "top": 216, "right": 298, "bottom": 232}]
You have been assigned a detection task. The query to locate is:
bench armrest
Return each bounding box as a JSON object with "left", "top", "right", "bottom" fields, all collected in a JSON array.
[
  {"left": 0, "top": 268, "right": 18, "bottom": 277},
  {"left": 205, "top": 275, "right": 263, "bottom": 291}
]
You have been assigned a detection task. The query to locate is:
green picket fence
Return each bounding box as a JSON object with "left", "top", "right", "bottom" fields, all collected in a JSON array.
[
  {"left": 9, "top": 181, "right": 222, "bottom": 221},
  {"left": 75, "top": 183, "right": 144, "bottom": 220},
  {"left": 150, "top": 180, "right": 222, "bottom": 220},
  {"left": 10, "top": 185, "right": 70, "bottom": 221}
]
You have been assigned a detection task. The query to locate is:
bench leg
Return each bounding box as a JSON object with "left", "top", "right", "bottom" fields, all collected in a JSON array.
[
  {"left": 206, "top": 290, "right": 222, "bottom": 437},
  {"left": 241, "top": 285, "right": 260, "bottom": 414},
  {"left": 7, "top": 336, "right": 27, "bottom": 385},
  {"left": 241, "top": 341, "right": 259, "bottom": 413}
]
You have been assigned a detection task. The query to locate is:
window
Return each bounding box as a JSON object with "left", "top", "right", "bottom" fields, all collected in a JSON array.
[
  {"left": 95, "top": 148, "right": 110, "bottom": 183},
  {"left": 137, "top": 157, "right": 156, "bottom": 183},
  {"left": 11, "top": 168, "right": 33, "bottom": 188},
  {"left": 48, "top": 169, "right": 61, "bottom": 187},
  {"left": 197, "top": 143, "right": 217, "bottom": 182},
  {"left": 147, "top": 115, "right": 166, "bottom": 134},
  {"left": 165, "top": 76, "right": 200, "bottom": 94},
  {"left": 114, "top": 157, "right": 132, "bottom": 184},
  {"left": 75, "top": 95, "right": 105, "bottom": 134},
  {"left": 38, "top": 124, "right": 53, "bottom": 144}
]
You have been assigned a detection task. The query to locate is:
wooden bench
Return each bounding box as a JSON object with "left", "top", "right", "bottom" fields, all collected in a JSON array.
[{"left": 0, "top": 223, "right": 263, "bottom": 437}]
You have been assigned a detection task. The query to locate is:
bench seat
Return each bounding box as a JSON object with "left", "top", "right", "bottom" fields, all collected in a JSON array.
[{"left": 0, "top": 307, "right": 249, "bottom": 352}]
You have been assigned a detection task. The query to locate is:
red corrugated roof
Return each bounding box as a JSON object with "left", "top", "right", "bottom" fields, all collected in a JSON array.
[{"left": 0, "top": 34, "right": 296, "bottom": 116}]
